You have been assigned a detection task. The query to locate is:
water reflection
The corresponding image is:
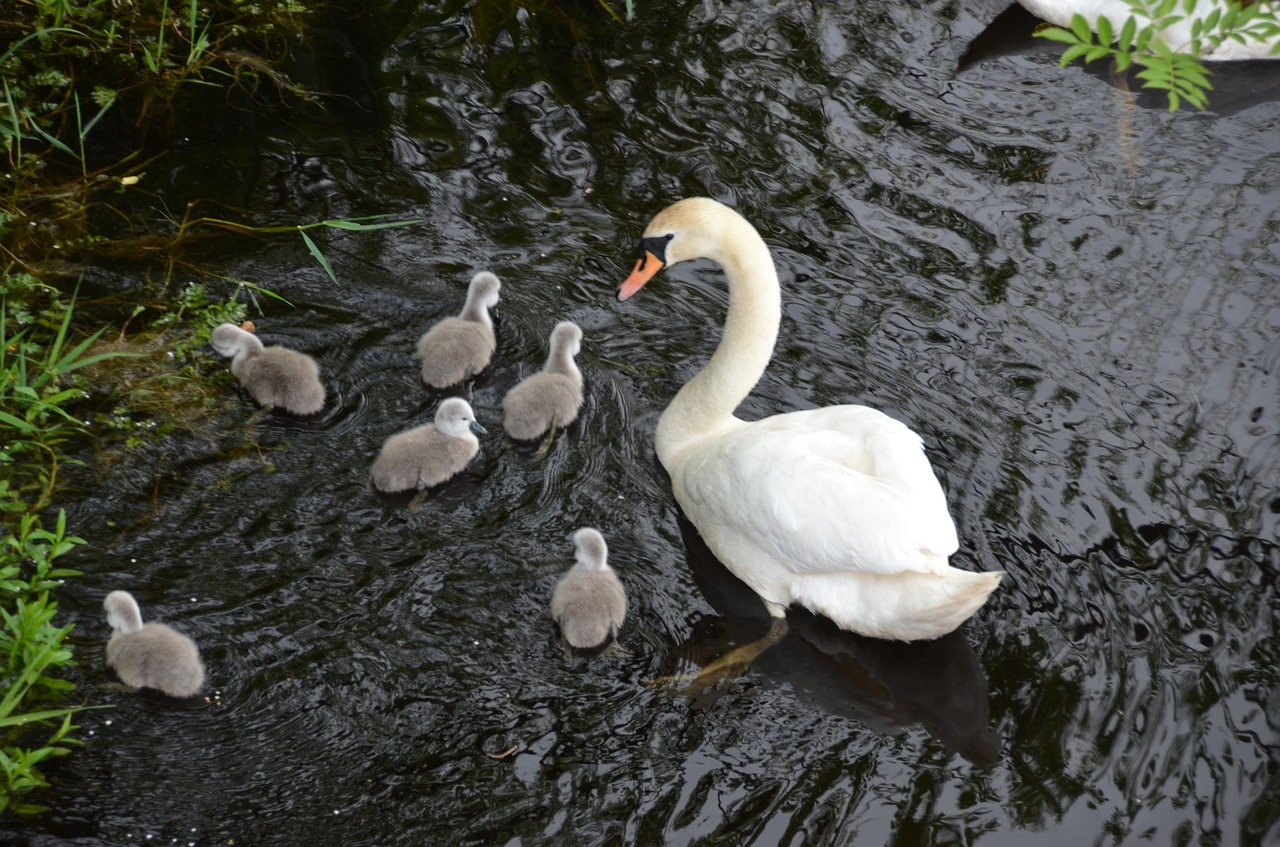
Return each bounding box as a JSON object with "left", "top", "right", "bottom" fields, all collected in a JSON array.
[{"left": 672, "top": 509, "right": 1001, "bottom": 768}]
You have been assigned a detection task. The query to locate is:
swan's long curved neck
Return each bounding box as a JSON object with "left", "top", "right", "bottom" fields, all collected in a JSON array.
[{"left": 655, "top": 232, "right": 780, "bottom": 469}]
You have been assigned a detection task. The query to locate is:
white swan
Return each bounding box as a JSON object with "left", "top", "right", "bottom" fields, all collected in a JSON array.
[
  {"left": 1017, "top": 0, "right": 1280, "bottom": 60},
  {"left": 502, "top": 321, "right": 585, "bottom": 442},
  {"left": 416, "top": 271, "right": 502, "bottom": 389},
  {"left": 371, "top": 397, "right": 486, "bottom": 492},
  {"left": 104, "top": 590, "right": 206, "bottom": 698},
  {"left": 550, "top": 528, "right": 627, "bottom": 652},
  {"left": 210, "top": 323, "right": 325, "bottom": 415},
  {"left": 618, "top": 198, "right": 1002, "bottom": 644}
]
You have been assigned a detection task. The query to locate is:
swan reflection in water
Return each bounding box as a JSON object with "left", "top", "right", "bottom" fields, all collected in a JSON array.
[{"left": 669, "top": 510, "right": 1001, "bottom": 768}]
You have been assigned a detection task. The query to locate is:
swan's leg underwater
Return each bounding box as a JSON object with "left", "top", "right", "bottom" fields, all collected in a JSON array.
[{"left": 657, "top": 609, "right": 791, "bottom": 695}]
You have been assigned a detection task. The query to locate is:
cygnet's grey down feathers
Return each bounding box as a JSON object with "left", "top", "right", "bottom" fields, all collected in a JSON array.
[
  {"left": 550, "top": 528, "right": 627, "bottom": 651},
  {"left": 210, "top": 323, "right": 325, "bottom": 415},
  {"left": 503, "top": 321, "right": 585, "bottom": 441},
  {"left": 371, "top": 397, "right": 486, "bottom": 492},
  {"left": 416, "top": 271, "right": 502, "bottom": 389},
  {"left": 103, "top": 590, "right": 206, "bottom": 698}
]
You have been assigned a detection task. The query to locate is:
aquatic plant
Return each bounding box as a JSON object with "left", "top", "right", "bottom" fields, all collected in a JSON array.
[
  {"left": 0, "top": 0, "right": 320, "bottom": 288},
  {"left": 0, "top": 510, "right": 89, "bottom": 815},
  {"left": 1036, "top": 0, "right": 1280, "bottom": 110},
  {"left": 185, "top": 215, "right": 428, "bottom": 286},
  {"left": 1, "top": 292, "right": 135, "bottom": 513},
  {"left": 0, "top": 292, "right": 131, "bottom": 813}
]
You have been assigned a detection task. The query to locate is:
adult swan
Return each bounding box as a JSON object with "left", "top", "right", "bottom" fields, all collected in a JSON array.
[{"left": 618, "top": 198, "right": 1002, "bottom": 654}]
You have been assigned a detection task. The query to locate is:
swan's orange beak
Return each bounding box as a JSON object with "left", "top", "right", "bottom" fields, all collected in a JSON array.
[{"left": 619, "top": 250, "right": 664, "bottom": 301}]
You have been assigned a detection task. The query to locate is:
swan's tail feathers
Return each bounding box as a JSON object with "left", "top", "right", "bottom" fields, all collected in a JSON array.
[{"left": 790, "top": 568, "right": 1004, "bottom": 642}]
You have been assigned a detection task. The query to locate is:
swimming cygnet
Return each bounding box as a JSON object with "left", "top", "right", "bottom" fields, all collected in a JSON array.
[
  {"left": 502, "top": 321, "right": 584, "bottom": 442},
  {"left": 550, "top": 528, "right": 627, "bottom": 653},
  {"left": 103, "top": 590, "right": 206, "bottom": 698},
  {"left": 371, "top": 397, "right": 487, "bottom": 492},
  {"left": 416, "top": 271, "right": 502, "bottom": 389},
  {"left": 209, "top": 323, "right": 325, "bottom": 415}
]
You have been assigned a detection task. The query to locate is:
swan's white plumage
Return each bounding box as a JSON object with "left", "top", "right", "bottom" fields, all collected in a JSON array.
[{"left": 619, "top": 197, "right": 1001, "bottom": 641}]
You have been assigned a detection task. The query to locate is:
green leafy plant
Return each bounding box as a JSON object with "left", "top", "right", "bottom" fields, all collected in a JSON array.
[
  {"left": 1, "top": 290, "right": 137, "bottom": 512},
  {"left": 0, "top": 510, "right": 95, "bottom": 815},
  {"left": 1037, "top": 0, "right": 1280, "bottom": 111},
  {"left": 186, "top": 215, "right": 427, "bottom": 285}
]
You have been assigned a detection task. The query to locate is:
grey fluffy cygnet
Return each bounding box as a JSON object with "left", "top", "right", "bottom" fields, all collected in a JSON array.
[
  {"left": 103, "top": 590, "right": 206, "bottom": 698},
  {"left": 371, "top": 397, "right": 487, "bottom": 492},
  {"left": 416, "top": 271, "right": 502, "bottom": 389},
  {"left": 209, "top": 323, "right": 325, "bottom": 415},
  {"left": 502, "top": 321, "right": 584, "bottom": 441},
  {"left": 550, "top": 528, "right": 627, "bottom": 652}
]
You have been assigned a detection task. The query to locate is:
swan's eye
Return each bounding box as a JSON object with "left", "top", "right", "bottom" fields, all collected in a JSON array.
[{"left": 635, "top": 234, "right": 674, "bottom": 269}]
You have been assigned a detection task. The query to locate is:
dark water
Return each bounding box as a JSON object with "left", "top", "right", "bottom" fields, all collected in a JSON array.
[{"left": 6, "top": 0, "right": 1280, "bottom": 843}]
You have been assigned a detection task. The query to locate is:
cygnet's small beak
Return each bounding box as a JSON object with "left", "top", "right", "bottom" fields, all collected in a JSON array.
[
  {"left": 619, "top": 251, "right": 664, "bottom": 302},
  {"left": 470, "top": 420, "right": 488, "bottom": 435}
]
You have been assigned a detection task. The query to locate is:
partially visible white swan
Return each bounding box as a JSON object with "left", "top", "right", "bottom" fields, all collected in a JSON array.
[
  {"left": 371, "top": 397, "right": 486, "bottom": 492},
  {"left": 618, "top": 198, "right": 1001, "bottom": 645},
  {"left": 1017, "top": 0, "right": 1280, "bottom": 60},
  {"left": 104, "top": 591, "right": 206, "bottom": 698},
  {"left": 210, "top": 323, "right": 325, "bottom": 415},
  {"left": 550, "top": 528, "right": 627, "bottom": 652},
  {"left": 502, "top": 321, "right": 585, "bottom": 442},
  {"left": 416, "top": 271, "right": 502, "bottom": 389}
]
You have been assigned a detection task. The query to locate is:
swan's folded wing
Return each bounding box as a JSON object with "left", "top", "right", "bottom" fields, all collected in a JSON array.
[{"left": 675, "top": 411, "right": 959, "bottom": 578}]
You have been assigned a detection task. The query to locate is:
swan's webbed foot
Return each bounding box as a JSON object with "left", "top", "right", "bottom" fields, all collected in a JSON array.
[{"left": 651, "top": 614, "right": 790, "bottom": 698}]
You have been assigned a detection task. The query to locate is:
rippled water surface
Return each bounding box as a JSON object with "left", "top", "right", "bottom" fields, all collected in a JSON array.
[{"left": 5, "top": 0, "right": 1279, "bottom": 843}]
